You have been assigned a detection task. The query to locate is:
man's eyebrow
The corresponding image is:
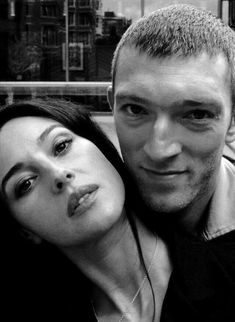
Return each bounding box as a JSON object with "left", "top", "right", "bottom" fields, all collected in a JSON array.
[
  {"left": 37, "top": 124, "right": 63, "bottom": 144},
  {"left": 115, "top": 93, "right": 150, "bottom": 105},
  {"left": 115, "top": 94, "right": 222, "bottom": 108},
  {"left": 181, "top": 99, "right": 204, "bottom": 106},
  {"left": 177, "top": 99, "right": 221, "bottom": 107},
  {"left": 1, "top": 162, "right": 24, "bottom": 197},
  {"left": 173, "top": 99, "right": 223, "bottom": 114}
]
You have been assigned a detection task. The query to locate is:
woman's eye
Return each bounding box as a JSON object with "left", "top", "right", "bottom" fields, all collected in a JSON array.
[
  {"left": 54, "top": 139, "right": 72, "bottom": 156},
  {"left": 15, "top": 178, "right": 34, "bottom": 198}
]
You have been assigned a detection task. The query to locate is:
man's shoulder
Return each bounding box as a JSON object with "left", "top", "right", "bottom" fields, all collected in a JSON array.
[
  {"left": 223, "top": 141, "right": 235, "bottom": 163},
  {"left": 202, "top": 157, "right": 235, "bottom": 240},
  {"left": 223, "top": 154, "right": 235, "bottom": 165}
]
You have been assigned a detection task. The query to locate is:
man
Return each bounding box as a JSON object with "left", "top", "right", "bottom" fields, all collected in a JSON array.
[{"left": 108, "top": 4, "right": 235, "bottom": 321}]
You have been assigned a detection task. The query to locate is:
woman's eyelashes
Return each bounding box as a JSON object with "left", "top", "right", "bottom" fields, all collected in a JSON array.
[
  {"left": 53, "top": 137, "right": 73, "bottom": 156},
  {"left": 12, "top": 133, "right": 75, "bottom": 199},
  {"left": 15, "top": 176, "right": 37, "bottom": 198},
  {"left": 14, "top": 137, "right": 73, "bottom": 199}
]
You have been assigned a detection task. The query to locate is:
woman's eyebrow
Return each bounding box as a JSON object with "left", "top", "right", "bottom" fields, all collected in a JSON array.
[
  {"left": 1, "top": 162, "right": 24, "bottom": 197},
  {"left": 37, "top": 124, "right": 62, "bottom": 144}
]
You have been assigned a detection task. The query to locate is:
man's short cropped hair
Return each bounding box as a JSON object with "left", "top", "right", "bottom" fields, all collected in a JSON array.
[{"left": 111, "top": 4, "right": 235, "bottom": 111}]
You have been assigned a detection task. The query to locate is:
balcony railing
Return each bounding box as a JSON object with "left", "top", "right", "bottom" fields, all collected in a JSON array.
[
  {"left": 0, "top": 80, "right": 119, "bottom": 149},
  {"left": 0, "top": 81, "right": 111, "bottom": 105}
]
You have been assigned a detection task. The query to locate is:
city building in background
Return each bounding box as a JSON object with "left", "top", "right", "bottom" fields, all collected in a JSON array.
[
  {"left": 0, "top": 0, "right": 232, "bottom": 111},
  {"left": 0, "top": 0, "right": 131, "bottom": 83}
]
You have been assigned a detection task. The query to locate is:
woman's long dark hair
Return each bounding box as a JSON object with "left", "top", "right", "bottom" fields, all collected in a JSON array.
[{"left": 0, "top": 98, "right": 155, "bottom": 321}]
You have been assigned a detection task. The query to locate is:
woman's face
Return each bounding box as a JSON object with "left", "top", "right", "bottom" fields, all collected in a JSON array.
[{"left": 0, "top": 116, "right": 125, "bottom": 247}]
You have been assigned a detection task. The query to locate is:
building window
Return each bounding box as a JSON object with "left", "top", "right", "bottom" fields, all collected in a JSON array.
[
  {"left": 69, "top": 31, "right": 78, "bottom": 43},
  {"left": 41, "top": 4, "right": 56, "bottom": 17},
  {"left": 69, "top": 12, "right": 75, "bottom": 25},
  {"left": 95, "top": 0, "right": 100, "bottom": 11},
  {"left": 62, "top": 42, "right": 83, "bottom": 70},
  {"left": 25, "top": 3, "right": 32, "bottom": 16},
  {"left": 25, "top": 24, "right": 30, "bottom": 42},
  {"left": 79, "top": 15, "right": 89, "bottom": 25},
  {"left": 41, "top": 25, "right": 56, "bottom": 46},
  {"left": 80, "top": 0, "right": 91, "bottom": 8},
  {"left": 79, "top": 33, "right": 90, "bottom": 46},
  {"left": 68, "top": 0, "right": 76, "bottom": 7}
]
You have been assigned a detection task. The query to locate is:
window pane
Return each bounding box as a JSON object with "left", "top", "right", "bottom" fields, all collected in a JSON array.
[
  {"left": 0, "top": 0, "right": 225, "bottom": 112},
  {"left": 0, "top": 0, "right": 220, "bottom": 82}
]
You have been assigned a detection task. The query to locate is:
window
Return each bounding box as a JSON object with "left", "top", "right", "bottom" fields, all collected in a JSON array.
[
  {"left": 69, "top": 12, "right": 75, "bottom": 25},
  {"left": 9, "top": 0, "right": 15, "bottom": 18},
  {"left": 25, "top": 3, "right": 32, "bottom": 16},
  {"left": 62, "top": 42, "right": 83, "bottom": 70},
  {"left": 80, "top": 0, "right": 91, "bottom": 8},
  {"left": 68, "top": 0, "right": 76, "bottom": 7},
  {"left": 41, "top": 25, "right": 57, "bottom": 46},
  {"left": 25, "top": 24, "right": 30, "bottom": 42},
  {"left": 95, "top": 0, "right": 100, "bottom": 11},
  {"left": 0, "top": 0, "right": 220, "bottom": 83},
  {"left": 79, "top": 15, "right": 89, "bottom": 26},
  {"left": 79, "top": 33, "right": 90, "bottom": 46},
  {"left": 69, "top": 31, "right": 77, "bottom": 43},
  {"left": 41, "top": 4, "right": 56, "bottom": 17}
]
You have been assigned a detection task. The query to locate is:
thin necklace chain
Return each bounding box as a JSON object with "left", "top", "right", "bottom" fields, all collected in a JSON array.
[{"left": 91, "top": 236, "right": 158, "bottom": 322}]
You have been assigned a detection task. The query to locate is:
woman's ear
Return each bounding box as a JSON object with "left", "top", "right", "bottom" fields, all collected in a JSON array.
[
  {"left": 225, "top": 115, "right": 235, "bottom": 144},
  {"left": 20, "top": 228, "right": 42, "bottom": 245},
  {"left": 107, "top": 85, "right": 114, "bottom": 111}
]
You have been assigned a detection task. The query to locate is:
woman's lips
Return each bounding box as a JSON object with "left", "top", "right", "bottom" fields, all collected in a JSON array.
[{"left": 67, "top": 184, "right": 99, "bottom": 217}]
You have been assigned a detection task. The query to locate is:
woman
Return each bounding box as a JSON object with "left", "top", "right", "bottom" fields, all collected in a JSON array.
[{"left": 0, "top": 98, "right": 172, "bottom": 322}]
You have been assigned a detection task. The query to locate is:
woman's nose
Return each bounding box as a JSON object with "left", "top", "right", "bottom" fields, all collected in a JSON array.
[{"left": 52, "top": 169, "right": 75, "bottom": 194}]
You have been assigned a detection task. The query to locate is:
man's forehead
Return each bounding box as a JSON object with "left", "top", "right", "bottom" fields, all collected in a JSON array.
[{"left": 116, "top": 48, "right": 231, "bottom": 85}]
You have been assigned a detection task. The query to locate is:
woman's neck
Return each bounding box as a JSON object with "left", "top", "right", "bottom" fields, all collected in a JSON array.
[{"left": 60, "top": 215, "right": 160, "bottom": 321}]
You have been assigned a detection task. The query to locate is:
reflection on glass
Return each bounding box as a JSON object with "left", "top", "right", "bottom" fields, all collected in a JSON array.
[
  {"left": 0, "top": 0, "right": 223, "bottom": 83},
  {"left": 0, "top": 0, "right": 132, "bottom": 82}
]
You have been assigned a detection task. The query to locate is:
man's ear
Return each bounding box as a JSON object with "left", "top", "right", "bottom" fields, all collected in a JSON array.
[
  {"left": 225, "top": 115, "right": 235, "bottom": 144},
  {"left": 107, "top": 85, "right": 114, "bottom": 111},
  {"left": 20, "top": 228, "right": 42, "bottom": 245}
]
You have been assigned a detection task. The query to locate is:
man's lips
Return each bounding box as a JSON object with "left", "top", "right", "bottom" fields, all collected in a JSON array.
[
  {"left": 67, "top": 184, "right": 99, "bottom": 217},
  {"left": 141, "top": 167, "right": 187, "bottom": 176}
]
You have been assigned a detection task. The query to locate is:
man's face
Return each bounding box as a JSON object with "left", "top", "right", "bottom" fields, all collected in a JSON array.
[{"left": 110, "top": 47, "right": 235, "bottom": 227}]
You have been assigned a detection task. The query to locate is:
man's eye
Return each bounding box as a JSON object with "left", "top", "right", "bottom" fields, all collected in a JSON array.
[
  {"left": 54, "top": 139, "right": 72, "bottom": 156},
  {"left": 15, "top": 178, "right": 34, "bottom": 198},
  {"left": 186, "top": 110, "right": 214, "bottom": 120},
  {"left": 125, "top": 105, "right": 146, "bottom": 115}
]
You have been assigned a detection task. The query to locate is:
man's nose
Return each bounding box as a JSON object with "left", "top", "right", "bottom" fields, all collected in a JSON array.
[{"left": 143, "top": 117, "right": 182, "bottom": 161}]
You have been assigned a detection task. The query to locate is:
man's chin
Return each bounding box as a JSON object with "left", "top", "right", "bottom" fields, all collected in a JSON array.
[{"left": 142, "top": 192, "right": 189, "bottom": 215}]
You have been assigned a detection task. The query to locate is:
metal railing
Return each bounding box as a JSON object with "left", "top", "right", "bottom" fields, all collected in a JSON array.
[{"left": 0, "top": 81, "right": 111, "bottom": 106}]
